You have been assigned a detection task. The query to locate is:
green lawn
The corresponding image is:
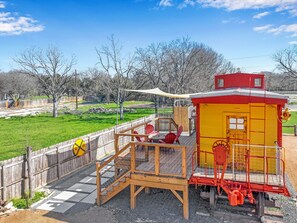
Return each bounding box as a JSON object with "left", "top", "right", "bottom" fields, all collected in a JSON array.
[
  {"left": 0, "top": 102, "right": 153, "bottom": 161},
  {"left": 2, "top": 102, "right": 293, "bottom": 161},
  {"left": 283, "top": 111, "right": 297, "bottom": 134}
]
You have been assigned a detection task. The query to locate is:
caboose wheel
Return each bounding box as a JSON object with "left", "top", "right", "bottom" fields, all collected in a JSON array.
[
  {"left": 210, "top": 186, "right": 217, "bottom": 210},
  {"left": 256, "top": 192, "right": 265, "bottom": 218}
]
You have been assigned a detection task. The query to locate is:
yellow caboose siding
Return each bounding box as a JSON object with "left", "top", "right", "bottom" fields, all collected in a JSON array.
[{"left": 199, "top": 103, "right": 278, "bottom": 173}]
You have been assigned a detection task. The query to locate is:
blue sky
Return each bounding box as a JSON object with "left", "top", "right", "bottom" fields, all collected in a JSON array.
[{"left": 0, "top": 0, "right": 297, "bottom": 73}]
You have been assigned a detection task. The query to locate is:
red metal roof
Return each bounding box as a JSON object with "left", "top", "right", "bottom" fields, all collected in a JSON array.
[{"left": 191, "top": 88, "right": 287, "bottom": 105}]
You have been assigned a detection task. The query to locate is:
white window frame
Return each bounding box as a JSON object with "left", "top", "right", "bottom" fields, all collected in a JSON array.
[
  {"left": 254, "top": 78, "right": 262, "bottom": 87},
  {"left": 218, "top": 78, "right": 224, "bottom": 87}
]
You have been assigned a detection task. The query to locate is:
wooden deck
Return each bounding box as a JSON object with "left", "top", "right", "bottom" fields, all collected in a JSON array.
[{"left": 133, "top": 134, "right": 196, "bottom": 179}]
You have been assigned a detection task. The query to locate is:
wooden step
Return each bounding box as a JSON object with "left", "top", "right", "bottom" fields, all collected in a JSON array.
[{"left": 101, "top": 177, "right": 130, "bottom": 204}]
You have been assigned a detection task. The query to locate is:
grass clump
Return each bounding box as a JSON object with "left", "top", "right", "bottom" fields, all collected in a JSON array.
[{"left": 12, "top": 191, "right": 46, "bottom": 209}]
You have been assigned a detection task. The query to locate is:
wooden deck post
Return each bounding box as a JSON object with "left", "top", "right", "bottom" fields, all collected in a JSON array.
[
  {"left": 144, "top": 136, "right": 149, "bottom": 162},
  {"left": 114, "top": 134, "right": 119, "bottom": 178},
  {"left": 182, "top": 146, "right": 186, "bottom": 178},
  {"left": 183, "top": 185, "right": 189, "bottom": 220},
  {"left": 130, "top": 184, "right": 136, "bottom": 209},
  {"left": 131, "top": 143, "right": 136, "bottom": 174},
  {"left": 155, "top": 145, "right": 160, "bottom": 176}
]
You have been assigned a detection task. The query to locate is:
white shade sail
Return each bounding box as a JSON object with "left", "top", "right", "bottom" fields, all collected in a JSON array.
[{"left": 123, "top": 88, "right": 191, "bottom": 99}]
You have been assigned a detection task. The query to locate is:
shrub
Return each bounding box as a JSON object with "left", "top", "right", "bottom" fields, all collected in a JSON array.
[{"left": 12, "top": 191, "right": 46, "bottom": 209}]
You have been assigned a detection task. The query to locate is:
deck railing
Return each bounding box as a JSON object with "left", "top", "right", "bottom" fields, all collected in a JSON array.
[
  {"left": 191, "top": 144, "right": 286, "bottom": 188},
  {"left": 130, "top": 142, "right": 187, "bottom": 179},
  {"left": 96, "top": 143, "right": 132, "bottom": 205},
  {"left": 155, "top": 117, "right": 178, "bottom": 133}
]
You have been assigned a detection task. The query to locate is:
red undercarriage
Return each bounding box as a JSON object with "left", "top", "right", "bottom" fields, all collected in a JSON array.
[{"left": 188, "top": 176, "right": 290, "bottom": 206}]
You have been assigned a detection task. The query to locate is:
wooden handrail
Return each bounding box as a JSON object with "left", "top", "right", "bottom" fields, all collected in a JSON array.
[
  {"left": 119, "top": 118, "right": 158, "bottom": 133},
  {"left": 116, "top": 133, "right": 149, "bottom": 138},
  {"left": 97, "top": 143, "right": 131, "bottom": 173}
]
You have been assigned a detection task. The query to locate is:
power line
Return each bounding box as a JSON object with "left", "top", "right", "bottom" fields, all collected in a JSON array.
[{"left": 228, "top": 55, "right": 271, "bottom": 61}]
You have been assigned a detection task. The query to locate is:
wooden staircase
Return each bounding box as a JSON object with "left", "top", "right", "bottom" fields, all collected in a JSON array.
[
  {"left": 96, "top": 157, "right": 131, "bottom": 206},
  {"left": 99, "top": 171, "right": 130, "bottom": 205}
]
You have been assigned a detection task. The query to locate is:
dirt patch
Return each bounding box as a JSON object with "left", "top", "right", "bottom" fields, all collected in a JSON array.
[
  {"left": 0, "top": 210, "right": 67, "bottom": 223},
  {"left": 283, "top": 135, "right": 297, "bottom": 191},
  {"left": 0, "top": 206, "right": 115, "bottom": 223}
]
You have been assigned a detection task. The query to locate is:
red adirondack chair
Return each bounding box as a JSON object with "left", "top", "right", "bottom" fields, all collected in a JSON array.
[
  {"left": 159, "top": 132, "right": 176, "bottom": 152},
  {"left": 145, "top": 124, "right": 159, "bottom": 134},
  {"left": 145, "top": 124, "right": 159, "bottom": 142},
  {"left": 133, "top": 130, "right": 146, "bottom": 150},
  {"left": 175, "top": 126, "right": 183, "bottom": 144}
]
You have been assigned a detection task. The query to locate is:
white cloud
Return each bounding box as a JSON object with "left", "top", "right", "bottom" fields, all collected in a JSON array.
[
  {"left": 179, "top": 0, "right": 297, "bottom": 16},
  {"left": 289, "top": 41, "right": 297, "bottom": 44},
  {"left": 178, "top": 0, "right": 195, "bottom": 9},
  {"left": 159, "top": 0, "right": 173, "bottom": 7},
  {"left": 253, "top": 24, "right": 273, "bottom": 31},
  {"left": 0, "top": 1, "right": 5, "bottom": 9},
  {"left": 253, "top": 23, "right": 297, "bottom": 37},
  {"left": 253, "top": 11, "right": 270, "bottom": 19},
  {"left": 0, "top": 12, "right": 44, "bottom": 35}
]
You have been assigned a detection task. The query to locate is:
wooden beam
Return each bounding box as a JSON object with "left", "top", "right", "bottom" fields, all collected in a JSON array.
[
  {"left": 183, "top": 185, "right": 189, "bottom": 220},
  {"left": 130, "top": 179, "right": 185, "bottom": 191},
  {"left": 155, "top": 145, "right": 160, "bottom": 176},
  {"left": 131, "top": 144, "right": 136, "bottom": 174},
  {"left": 119, "top": 119, "right": 157, "bottom": 133},
  {"left": 131, "top": 174, "right": 188, "bottom": 185},
  {"left": 181, "top": 146, "right": 187, "bottom": 178},
  {"left": 170, "top": 189, "right": 183, "bottom": 204},
  {"left": 134, "top": 186, "right": 145, "bottom": 198},
  {"left": 130, "top": 184, "right": 136, "bottom": 209}
]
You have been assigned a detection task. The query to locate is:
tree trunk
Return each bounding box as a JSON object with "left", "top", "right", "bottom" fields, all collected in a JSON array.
[
  {"left": 53, "top": 98, "right": 59, "bottom": 118},
  {"left": 120, "top": 101, "right": 124, "bottom": 120}
]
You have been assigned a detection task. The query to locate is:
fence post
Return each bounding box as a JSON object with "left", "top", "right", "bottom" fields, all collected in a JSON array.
[
  {"left": 56, "top": 147, "right": 60, "bottom": 179},
  {"left": 26, "top": 146, "right": 33, "bottom": 199},
  {"left": 1, "top": 166, "right": 6, "bottom": 201},
  {"left": 294, "top": 125, "right": 297, "bottom": 136},
  {"left": 88, "top": 136, "right": 92, "bottom": 162}
]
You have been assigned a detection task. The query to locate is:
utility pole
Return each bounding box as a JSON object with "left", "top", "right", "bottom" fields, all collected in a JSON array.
[{"left": 75, "top": 69, "right": 78, "bottom": 109}]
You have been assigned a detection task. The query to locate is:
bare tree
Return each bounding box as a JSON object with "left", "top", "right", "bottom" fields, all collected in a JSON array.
[
  {"left": 161, "top": 38, "right": 235, "bottom": 93},
  {"left": 274, "top": 46, "right": 297, "bottom": 78},
  {"left": 135, "top": 43, "right": 164, "bottom": 113},
  {"left": 82, "top": 68, "right": 113, "bottom": 102},
  {"left": 14, "top": 46, "right": 76, "bottom": 117},
  {"left": 0, "top": 70, "right": 40, "bottom": 100},
  {"left": 96, "top": 35, "right": 146, "bottom": 120}
]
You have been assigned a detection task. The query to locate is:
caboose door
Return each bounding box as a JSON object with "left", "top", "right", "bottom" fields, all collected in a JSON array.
[{"left": 226, "top": 115, "right": 248, "bottom": 170}]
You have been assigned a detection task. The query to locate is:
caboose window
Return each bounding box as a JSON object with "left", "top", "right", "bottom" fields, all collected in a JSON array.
[
  {"left": 254, "top": 78, "right": 261, "bottom": 87},
  {"left": 228, "top": 117, "right": 246, "bottom": 130},
  {"left": 218, "top": 78, "right": 224, "bottom": 87}
]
